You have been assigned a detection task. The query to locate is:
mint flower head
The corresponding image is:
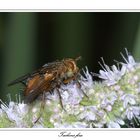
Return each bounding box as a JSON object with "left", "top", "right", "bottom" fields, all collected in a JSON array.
[{"left": 0, "top": 49, "right": 140, "bottom": 128}]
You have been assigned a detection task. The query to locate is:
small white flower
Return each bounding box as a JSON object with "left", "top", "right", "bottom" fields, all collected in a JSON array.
[
  {"left": 0, "top": 109, "right": 3, "bottom": 116},
  {"left": 1, "top": 102, "right": 23, "bottom": 126},
  {"left": 80, "top": 67, "right": 93, "bottom": 90},
  {"left": 133, "top": 75, "right": 138, "bottom": 81},
  {"left": 107, "top": 121, "right": 121, "bottom": 128},
  {"left": 115, "top": 118, "right": 125, "bottom": 125},
  {"left": 46, "top": 100, "right": 52, "bottom": 106},
  {"left": 33, "top": 124, "right": 44, "bottom": 128},
  {"left": 83, "top": 67, "right": 93, "bottom": 85},
  {"left": 17, "top": 103, "right": 28, "bottom": 115},
  {"left": 121, "top": 94, "right": 136, "bottom": 108},
  {"left": 114, "top": 85, "right": 120, "bottom": 90},
  {"left": 62, "top": 84, "right": 83, "bottom": 106},
  {"left": 125, "top": 106, "right": 140, "bottom": 120},
  {"left": 53, "top": 107, "right": 59, "bottom": 113},
  {"left": 88, "top": 89, "right": 95, "bottom": 95},
  {"left": 54, "top": 122, "right": 87, "bottom": 128},
  {"left": 121, "top": 54, "right": 137, "bottom": 71},
  {"left": 32, "top": 107, "right": 38, "bottom": 113},
  {"left": 127, "top": 55, "right": 136, "bottom": 66},
  {"left": 98, "top": 64, "right": 126, "bottom": 86},
  {"left": 107, "top": 118, "right": 124, "bottom": 128},
  {"left": 72, "top": 122, "right": 88, "bottom": 128},
  {"left": 50, "top": 114, "right": 61, "bottom": 123},
  {"left": 106, "top": 105, "right": 112, "bottom": 112},
  {"left": 78, "top": 106, "right": 97, "bottom": 121},
  {"left": 120, "top": 49, "right": 137, "bottom": 71},
  {"left": 101, "top": 92, "right": 117, "bottom": 109},
  {"left": 46, "top": 90, "right": 59, "bottom": 101},
  {"left": 91, "top": 120, "right": 106, "bottom": 128}
]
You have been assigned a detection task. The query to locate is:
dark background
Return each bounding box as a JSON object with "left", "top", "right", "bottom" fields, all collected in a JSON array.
[{"left": 0, "top": 12, "right": 140, "bottom": 102}]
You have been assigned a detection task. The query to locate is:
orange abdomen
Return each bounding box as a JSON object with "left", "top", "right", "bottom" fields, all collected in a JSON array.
[
  {"left": 24, "top": 73, "right": 55, "bottom": 97},
  {"left": 24, "top": 75, "right": 40, "bottom": 96}
]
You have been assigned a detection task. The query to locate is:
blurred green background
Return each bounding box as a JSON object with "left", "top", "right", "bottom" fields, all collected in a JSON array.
[{"left": 0, "top": 12, "right": 140, "bottom": 102}]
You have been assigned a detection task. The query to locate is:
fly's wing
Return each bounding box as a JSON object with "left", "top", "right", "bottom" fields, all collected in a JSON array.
[
  {"left": 8, "top": 60, "right": 62, "bottom": 87},
  {"left": 8, "top": 73, "right": 31, "bottom": 86},
  {"left": 7, "top": 71, "right": 41, "bottom": 86},
  {"left": 24, "top": 73, "right": 57, "bottom": 103}
]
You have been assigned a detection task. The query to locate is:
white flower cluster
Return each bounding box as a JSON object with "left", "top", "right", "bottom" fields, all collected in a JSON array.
[{"left": 0, "top": 50, "right": 140, "bottom": 128}]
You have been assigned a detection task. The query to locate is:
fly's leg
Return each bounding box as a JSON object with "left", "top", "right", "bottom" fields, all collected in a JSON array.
[
  {"left": 56, "top": 88, "right": 66, "bottom": 112},
  {"left": 34, "top": 93, "right": 45, "bottom": 124},
  {"left": 67, "top": 73, "right": 89, "bottom": 99},
  {"left": 64, "top": 74, "right": 89, "bottom": 99}
]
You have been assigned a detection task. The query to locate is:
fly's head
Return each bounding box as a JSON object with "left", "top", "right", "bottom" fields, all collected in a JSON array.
[{"left": 63, "top": 56, "right": 81, "bottom": 78}]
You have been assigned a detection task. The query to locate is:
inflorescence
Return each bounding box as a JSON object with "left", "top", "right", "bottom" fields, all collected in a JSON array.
[{"left": 0, "top": 49, "right": 140, "bottom": 128}]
